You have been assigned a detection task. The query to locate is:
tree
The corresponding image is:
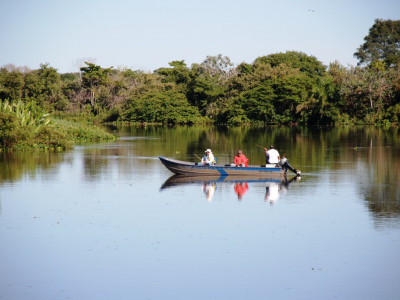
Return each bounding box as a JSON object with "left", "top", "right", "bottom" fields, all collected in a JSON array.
[
  {"left": 198, "top": 54, "right": 236, "bottom": 82},
  {"left": 80, "top": 62, "right": 113, "bottom": 109},
  {"left": 340, "top": 66, "right": 394, "bottom": 123},
  {"left": 122, "top": 88, "right": 202, "bottom": 124},
  {"left": 255, "top": 51, "right": 326, "bottom": 78},
  {"left": 354, "top": 19, "right": 400, "bottom": 68},
  {"left": 296, "top": 77, "right": 339, "bottom": 125},
  {"left": 155, "top": 60, "right": 190, "bottom": 86},
  {"left": 220, "top": 54, "right": 320, "bottom": 125},
  {"left": 23, "top": 64, "right": 66, "bottom": 111},
  {"left": 238, "top": 83, "right": 276, "bottom": 124},
  {"left": 187, "top": 55, "right": 235, "bottom": 116},
  {"left": 0, "top": 68, "right": 24, "bottom": 100}
]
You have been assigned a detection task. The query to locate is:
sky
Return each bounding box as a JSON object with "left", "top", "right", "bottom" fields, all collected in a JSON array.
[{"left": 1, "top": 0, "right": 400, "bottom": 73}]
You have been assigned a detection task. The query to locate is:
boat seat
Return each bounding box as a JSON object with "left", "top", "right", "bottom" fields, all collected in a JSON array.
[{"left": 263, "top": 163, "right": 279, "bottom": 168}]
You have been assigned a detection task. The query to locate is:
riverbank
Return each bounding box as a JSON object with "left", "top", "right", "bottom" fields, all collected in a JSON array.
[{"left": 0, "top": 101, "right": 118, "bottom": 151}]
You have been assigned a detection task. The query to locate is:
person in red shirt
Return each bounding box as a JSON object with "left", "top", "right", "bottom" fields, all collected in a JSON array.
[{"left": 233, "top": 149, "right": 248, "bottom": 167}]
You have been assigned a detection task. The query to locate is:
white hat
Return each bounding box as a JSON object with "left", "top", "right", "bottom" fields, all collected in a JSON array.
[{"left": 205, "top": 149, "right": 212, "bottom": 153}]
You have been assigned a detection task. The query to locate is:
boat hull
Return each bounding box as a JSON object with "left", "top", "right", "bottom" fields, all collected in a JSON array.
[{"left": 159, "top": 156, "right": 282, "bottom": 176}]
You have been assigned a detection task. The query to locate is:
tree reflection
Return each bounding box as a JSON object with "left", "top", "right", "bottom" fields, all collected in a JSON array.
[
  {"left": 1, "top": 125, "right": 399, "bottom": 223},
  {"left": 160, "top": 125, "right": 399, "bottom": 220},
  {"left": 0, "top": 151, "right": 65, "bottom": 183}
]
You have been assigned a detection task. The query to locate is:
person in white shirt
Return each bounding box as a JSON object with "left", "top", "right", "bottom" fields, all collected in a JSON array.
[
  {"left": 264, "top": 145, "right": 280, "bottom": 164},
  {"left": 200, "top": 149, "right": 215, "bottom": 165}
]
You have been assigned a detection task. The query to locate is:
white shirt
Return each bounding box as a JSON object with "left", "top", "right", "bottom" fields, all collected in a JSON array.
[
  {"left": 201, "top": 152, "right": 215, "bottom": 164},
  {"left": 267, "top": 149, "right": 280, "bottom": 164}
]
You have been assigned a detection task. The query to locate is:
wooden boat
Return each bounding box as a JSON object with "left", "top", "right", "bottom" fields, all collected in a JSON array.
[{"left": 159, "top": 156, "right": 284, "bottom": 177}]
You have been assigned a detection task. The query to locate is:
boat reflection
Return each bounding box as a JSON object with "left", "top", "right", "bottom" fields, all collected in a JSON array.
[{"left": 161, "top": 174, "right": 300, "bottom": 201}]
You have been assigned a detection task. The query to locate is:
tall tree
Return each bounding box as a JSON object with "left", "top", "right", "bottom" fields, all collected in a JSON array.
[
  {"left": 354, "top": 19, "right": 400, "bottom": 68},
  {"left": 80, "top": 62, "right": 112, "bottom": 109},
  {"left": 187, "top": 55, "right": 235, "bottom": 116}
]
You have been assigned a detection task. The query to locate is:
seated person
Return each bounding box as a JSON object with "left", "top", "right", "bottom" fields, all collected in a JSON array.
[
  {"left": 264, "top": 145, "right": 280, "bottom": 164},
  {"left": 233, "top": 149, "right": 248, "bottom": 167},
  {"left": 279, "top": 153, "right": 301, "bottom": 175},
  {"left": 200, "top": 149, "right": 215, "bottom": 165}
]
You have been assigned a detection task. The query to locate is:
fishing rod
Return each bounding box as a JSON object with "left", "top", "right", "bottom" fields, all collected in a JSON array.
[
  {"left": 256, "top": 144, "right": 267, "bottom": 150},
  {"left": 193, "top": 153, "right": 202, "bottom": 160}
]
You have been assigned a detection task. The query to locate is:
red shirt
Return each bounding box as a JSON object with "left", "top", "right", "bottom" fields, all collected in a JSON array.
[{"left": 234, "top": 154, "right": 248, "bottom": 166}]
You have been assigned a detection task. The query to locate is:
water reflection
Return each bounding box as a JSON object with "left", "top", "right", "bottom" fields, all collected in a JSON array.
[
  {"left": 234, "top": 182, "right": 248, "bottom": 200},
  {"left": 0, "top": 151, "right": 66, "bottom": 184},
  {"left": 161, "top": 174, "right": 300, "bottom": 202},
  {"left": 202, "top": 182, "right": 216, "bottom": 201},
  {"left": 265, "top": 175, "right": 299, "bottom": 204},
  {"left": 0, "top": 125, "right": 399, "bottom": 224},
  {"left": 1, "top": 125, "right": 400, "bottom": 300}
]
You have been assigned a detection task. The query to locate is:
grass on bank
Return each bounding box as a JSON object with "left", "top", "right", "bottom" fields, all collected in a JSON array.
[{"left": 0, "top": 100, "right": 118, "bottom": 151}]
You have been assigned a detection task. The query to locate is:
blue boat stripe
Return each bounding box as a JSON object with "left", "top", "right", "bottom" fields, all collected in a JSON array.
[{"left": 217, "top": 167, "right": 228, "bottom": 176}]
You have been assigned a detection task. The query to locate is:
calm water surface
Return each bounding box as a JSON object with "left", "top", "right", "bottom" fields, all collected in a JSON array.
[{"left": 0, "top": 126, "right": 399, "bottom": 300}]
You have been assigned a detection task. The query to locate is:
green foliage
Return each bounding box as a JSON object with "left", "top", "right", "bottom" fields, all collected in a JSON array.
[
  {"left": 0, "top": 112, "right": 27, "bottom": 148},
  {"left": 80, "top": 62, "right": 112, "bottom": 88},
  {"left": 273, "top": 73, "right": 312, "bottom": 123},
  {"left": 187, "top": 55, "right": 235, "bottom": 116},
  {"left": 238, "top": 84, "right": 276, "bottom": 124},
  {"left": 355, "top": 19, "right": 400, "bottom": 68},
  {"left": 33, "top": 126, "right": 71, "bottom": 150},
  {"left": 123, "top": 89, "right": 202, "bottom": 124},
  {"left": 218, "top": 52, "right": 323, "bottom": 125},
  {"left": 0, "top": 99, "right": 51, "bottom": 130},
  {"left": 155, "top": 60, "right": 190, "bottom": 86},
  {"left": 80, "top": 62, "right": 113, "bottom": 111},
  {"left": 0, "top": 68, "right": 24, "bottom": 100},
  {"left": 339, "top": 66, "right": 397, "bottom": 123},
  {"left": 386, "top": 103, "right": 400, "bottom": 123},
  {"left": 102, "top": 107, "right": 121, "bottom": 122},
  {"left": 0, "top": 99, "right": 116, "bottom": 150},
  {"left": 1, "top": 30, "right": 400, "bottom": 130},
  {"left": 255, "top": 51, "right": 326, "bottom": 78},
  {"left": 52, "top": 119, "right": 117, "bottom": 143},
  {"left": 296, "top": 77, "right": 339, "bottom": 125},
  {"left": 23, "top": 63, "right": 66, "bottom": 111}
]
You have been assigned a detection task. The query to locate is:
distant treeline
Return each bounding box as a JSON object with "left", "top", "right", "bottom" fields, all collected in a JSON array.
[
  {"left": 1, "top": 19, "right": 400, "bottom": 128},
  {"left": 0, "top": 51, "right": 399, "bottom": 127}
]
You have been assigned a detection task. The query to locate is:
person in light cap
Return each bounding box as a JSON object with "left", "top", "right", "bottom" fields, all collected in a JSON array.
[{"left": 200, "top": 149, "right": 215, "bottom": 165}]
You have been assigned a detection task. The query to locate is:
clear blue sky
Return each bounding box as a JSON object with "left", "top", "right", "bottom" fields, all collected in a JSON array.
[{"left": 1, "top": 0, "right": 399, "bottom": 73}]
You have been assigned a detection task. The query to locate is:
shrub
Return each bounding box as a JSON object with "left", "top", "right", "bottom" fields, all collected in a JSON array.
[
  {"left": 0, "top": 112, "right": 30, "bottom": 148},
  {"left": 34, "top": 126, "right": 72, "bottom": 150}
]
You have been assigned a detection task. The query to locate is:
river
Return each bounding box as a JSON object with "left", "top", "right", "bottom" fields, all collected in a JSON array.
[{"left": 0, "top": 125, "right": 399, "bottom": 300}]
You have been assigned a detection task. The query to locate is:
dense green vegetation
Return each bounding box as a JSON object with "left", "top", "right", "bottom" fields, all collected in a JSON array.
[
  {"left": 0, "top": 99, "right": 117, "bottom": 150},
  {"left": 0, "top": 19, "right": 399, "bottom": 150}
]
